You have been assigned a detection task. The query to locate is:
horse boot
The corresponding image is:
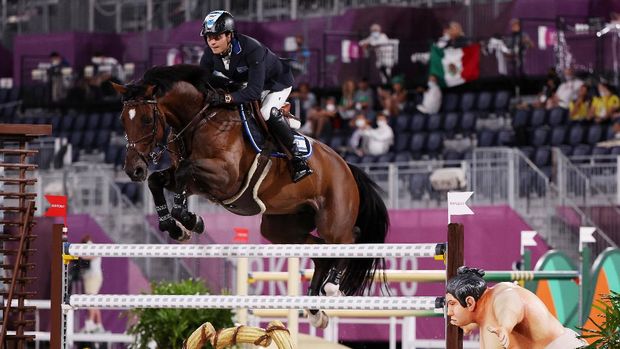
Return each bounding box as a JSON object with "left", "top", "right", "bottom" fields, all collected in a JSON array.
[{"left": 268, "top": 107, "right": 313, "bottom": 183}]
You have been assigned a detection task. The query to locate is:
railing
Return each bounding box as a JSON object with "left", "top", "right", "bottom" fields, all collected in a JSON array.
[
  {"left": 555, "top": 149, "right": 619, "bottom": 255},
  {"left": 569, "top": 154, "right": 619, "bottom": 204}
]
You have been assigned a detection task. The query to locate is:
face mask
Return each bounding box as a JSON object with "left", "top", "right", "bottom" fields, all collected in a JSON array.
[
  {"left": 428, "top": 81, "right": 437, "bottom": 88},
  {"left": 377, "top": 120, "right": 388, "bottom": 127},
  {"left": 355, "top": 119, "right": 365, "bottom": 128},
  {"left": 599, "top": 88, "right": 610, "bottom": 97},
  {"left": 326, "top": 104, "right": 336, "bottom": 112},
  {"left": 371, "top": 31, "right": 380, "bottom": 39}
]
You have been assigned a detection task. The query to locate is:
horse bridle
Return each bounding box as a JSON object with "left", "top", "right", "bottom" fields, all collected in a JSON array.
[
  {"left": 122, "top": 99, "right": 169, "bottom": 164},
  {"left": 122, "top": 97, "right": 215, "bottom": 164}
]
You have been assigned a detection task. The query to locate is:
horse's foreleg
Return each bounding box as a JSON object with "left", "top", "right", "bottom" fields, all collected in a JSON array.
[
  {"left": 147, "top": 169, "right": 184, "bottom": 240},
  {"left": 171, "top": 191, "right": 204, "bottom": 234}
]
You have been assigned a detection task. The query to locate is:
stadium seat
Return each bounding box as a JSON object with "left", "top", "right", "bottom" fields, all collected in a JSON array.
[
  {"left": 444, "top": 150, "right": 464, "bottom": 160},
  {"left": 86, "top": 113, "right": 102, "bottom": 130},
  {"left": 441, "top": 93, "right": 459, "bottom": 112},
  {"left": 94, "top": 130, "right": 111, "bottom": 150},
  {"left": 605, "top": 125, "right": 616, "bottom": 140},
  {"left": 72, "top": 114, "right": 88, "bottom": 131},
  {"left": 409, "top": 132, "right": 428, "bottom": 155},
  {"left": 60, "top": 116, "right": 75, "bottom": 132},
  {"left": 344, "top": 153, "right": 361, "bottom": 163},
  {"left": 592, "top": 146, "right": 610, "bottom": 156},
  {"left": 100, "top": 112, "right": 116, "bottom": 130},
  {"left": 512, "top": 109, "right": 530, "bottom": 129},
  {"left": 558, "top": 145, "right": 573, "bottom": 156},
  {"left": 496, "top": 130, "right": 515, "bottom": 146},
  {"left": 443, "top": 112, "right": 460, "bottom": 133},
  {"left": 493, "top": 91, "right": 511, "bottom": 112},
  {"left": 409, "top": 173, "right": 429, "bottom": 199},
  {"left": 409, "top": 113, "right": 426, "bottom": 132},
  {"left": 394, "top": 151, "right": 412, "bottom": 162},
  {"left": 394, "top": 114, "right": 410, "bottom": 130},
  {"left": 478, "top": 129, "right": 496, "bottom": 147},
  {"left": 531, "top": 127, "right": 549, "bottom": 146},
  {"left": 105, "top": 145, "right": 121, "bottom": 164},
  {"left": 529, "top": 108, "right": 546, "bottom": 128},
  {"left": 426, "top": 114, "right": 442, "bottom": 131},
  {"left": 533, "top": 147, "right": 551, "bottom": 167},
  {"left": 519, "top": 146, "right": 534, "bottom": 159},
  {"left": 476, "top": 91, "right": 493, "bottom": 111},
  {"left": 586, "top": 124, "right": 603, "bottom": 145},
  {"left": 82, "top": 130, "right": 97, "bottom": 150},
  {"left": 572, "top": 144, "right": 592, "bottom": 157},
  {"left": 376, "top": 152, "right": 395, "bottom": 163},
  {"left": 360, "top": 155, "right": 377, "bottom": 163},
  {"left": 547, "top": 108, "right": 566, "bottom": 126},
  {"left": 460, "top": 92, "right": 476, "bottom": 112},
  {"left": 393, "top": 131, "right": 412, "bottom": 153},
  {"left": 611, "top": 147, "right": 620, "bottom": 156},
  {"left": 549, "top": 126, "right": 567, "bottom": 146},
  {"left": 460, "top": 112, "right": 476, "bottom": 132},
  {"left": 328, "top": 134, "right": 346, "bottom": 150},
  {"left": 69, "top": 131, "right": 84, "bottom": 148},
  {"left": 426, "top": 132, "right": 443, "bottom": 155},
  {"left": 567, "top": 124, "right": 585, "bottom": 146}
]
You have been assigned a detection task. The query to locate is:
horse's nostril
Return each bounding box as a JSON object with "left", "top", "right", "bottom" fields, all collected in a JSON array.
[{"left": 134, "top": 166, "right": 145, "bottom": 178}]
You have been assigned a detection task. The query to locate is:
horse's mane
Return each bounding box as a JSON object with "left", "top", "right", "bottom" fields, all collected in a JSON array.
[{"left": 124, "top": 64, "right": 212, "bottom": 99}]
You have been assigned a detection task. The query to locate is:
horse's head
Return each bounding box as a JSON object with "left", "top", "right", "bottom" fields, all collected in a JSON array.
[{"left": 112, "top": 82, "right": 166, "bottom": 182}]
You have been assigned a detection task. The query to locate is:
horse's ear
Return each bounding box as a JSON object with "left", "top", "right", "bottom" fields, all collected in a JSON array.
[
  {"left": 145, "top": 84, "right": 156, "bottom": 98},
  {"left": 110, "top": 82, "right": 127, "bottom": 95}
]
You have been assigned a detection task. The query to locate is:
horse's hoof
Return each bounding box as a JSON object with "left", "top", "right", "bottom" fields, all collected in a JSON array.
[
  {"left": 174, "top": 221, "right": 192, "bottom": 242},
  {"left": 308, "top": 310, "right": 329, "bottom": 329},
  {"left": 322, "top": 282, "right": 344, "bottom": 297},
  {"left": 192, "top": 215, "right": 204, "bottom": 234},
  {"left": 160, "top": 220, "right": 183, "bottom": 240}
]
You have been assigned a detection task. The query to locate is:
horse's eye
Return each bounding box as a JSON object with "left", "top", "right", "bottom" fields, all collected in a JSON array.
[{"left": 142, "top": 115, "right": 153, "bottom": 125}]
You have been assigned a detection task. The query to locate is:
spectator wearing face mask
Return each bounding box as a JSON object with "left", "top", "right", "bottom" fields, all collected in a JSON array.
[
  {"left": 416, "top": 75, "right": 442, "bottom": 114},
  {"left": 589, "top": 80, "right": 620, "bottom": 123},
  {"left": 349, "top": 113, "right": 371, "bottom": 156},
  {"left": 360, "top": 114, "right": 394, "bottom": 156},
  {"left": 307, "top": 96, "right": 338, "bottom": 139}
]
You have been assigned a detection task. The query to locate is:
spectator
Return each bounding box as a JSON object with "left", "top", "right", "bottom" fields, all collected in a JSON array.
[
  {"left": 80, "top": 235, "right": 104, "bottom": 333},
  {"left": 291, "top": 82, "right": 317, "bottom": 129},
  {"left": 503, "top": 18, "right": 533, "bottom": 78},
  {"left": 589, "top": 80, "right": 620, "bottom": 123},
  {"left": 569, "top": 84, "right": 592, "bottom": 121},
  {"left": 289, "top": 35, "right": 311, "bottom": 79},
  {"left": 339, "top": 79, "right": 358, "bottom": 121},
  {"left": 417, "top": 75, "right": 442, "bottom": 114},
  {"left": 445, "top": 21, "right": 470, "bottom": 48},
  {"left": 551, "top": 67, "right": 583, "bottom": 109},
  {"left": 527, "top": 68, "right": 560, "bottom": 109},
  {"left": 349, "top": 113, "right": 371, "bottom": 156},
  {"left": 360, "top": 113, "right": 394, "bottom": 156},
  {"left": 378, "top": 75, "right": 407, "bottom": 117},
  {"left": 47, "top": 52, "right": 71, "bottom": 103},
  {"left": 359, "top": 23, "right": 395, "bottom": 84},
  {"left": 354, "top": 78, "right": 374, "bottom": 112},
  {"left": 307, "top": 96, "right": 338, "bottom": 138}
]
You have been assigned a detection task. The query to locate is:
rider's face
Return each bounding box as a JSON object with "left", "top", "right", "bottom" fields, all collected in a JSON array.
[{"left": 207, "top": 33, "right": 231, "bottom": 55}]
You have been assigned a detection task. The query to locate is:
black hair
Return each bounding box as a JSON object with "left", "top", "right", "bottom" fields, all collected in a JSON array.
[
  {"left": 49, "top": 51, "right": 60, "bottom": 58},
  {"left": 446, "top": 266, "right": 487, "bottom": 307}
]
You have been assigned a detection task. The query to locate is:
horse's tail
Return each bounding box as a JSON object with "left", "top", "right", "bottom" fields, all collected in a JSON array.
[{"left": 340, "top": 163, "right": 389, "bottom": 296}]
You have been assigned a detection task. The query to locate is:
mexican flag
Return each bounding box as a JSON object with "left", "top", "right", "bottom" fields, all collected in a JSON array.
[{"left": 430, "top": 43, "right": 480, "bottom": 87}]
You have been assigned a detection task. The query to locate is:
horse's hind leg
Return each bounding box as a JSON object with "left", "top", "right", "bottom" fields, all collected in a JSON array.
[
  {"left": 147, "top": 169, "right": 184, "bottom": 240},
  {"left": 259, "top": 213, "right": 329, "bottom": 328},
  {"left": 171, "top": 191, "right": 204, "bottom": 234}
]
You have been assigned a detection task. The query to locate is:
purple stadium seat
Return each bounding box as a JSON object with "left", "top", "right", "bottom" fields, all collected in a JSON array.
[
  {"left": 426, "top": 114, "right": 442, "bottom": 131},
  {"left": 529, "top": 108, "right": 547, "bottom": 127},
  {"left": 586, "top": 124, "right": 603, "bottom": 145},
  {"left": 512, "top": 109, "right": 530, "bottom": 129},
  {"left": 443, "top": 112, "right": 460, "bottom": 132},
  {"left": 478, "top": 129, "right": 496, "bottom": 147},
  {"left": 460, "top": 92, "right": 476, "bottom": 112},
  {"left": 460, "top": 112, "right": 476, "bottom": 132},
  {"left": 409, "top": 132, "right": 428, "bottom": 154},
  {"left": 394, "top": 114, "right": 410, "bottom": 130},
  {"left": 531, "top": 127, "right": 549, "bottom": 146},
  {"left": 493, "top": 91, "right": 511, "bottom": 112},
  {"left": 533, "top": 147, "right": 551, "bottom": 167},
  {"left": 547, "top": 108, "right": 566, "bottom": 126},
  {"left": 426, "top": 132, "right": 443, "bottom": 154},
  {"left": 410, "top": 113, "right": 426, "bottom": 132},
  {"left": 476, "top": 91, "right": 493, "bottom": 111},
  {"left": 592, "top": 146, "right": 610, "bottom": 156},
  {"left": 567, "top": 124, "right": 585, "bottom": 146},
  {"left": 572, "top": 144, "right": 592, "bottom": 157},
  {"left": 497, "top": 130, "right": 515, "bottom": 146},
  {"left": 549, "top": 126, "right": 567, "bottom": 146},
  {"left": 394, "top": 131, "right": 412, "bottom": 153},
  {"left": 441, "top": 93, "right": 459, "bottom": 113}
]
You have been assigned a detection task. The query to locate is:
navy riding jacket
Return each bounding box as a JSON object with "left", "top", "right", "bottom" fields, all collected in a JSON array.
[{"left": 200, "top": 33, "right": 294, "bottom": 104}]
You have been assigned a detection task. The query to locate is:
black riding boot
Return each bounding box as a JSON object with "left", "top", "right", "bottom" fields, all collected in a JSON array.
[{"left": 268, "top": 107, "right": 313, "bottom": 182}]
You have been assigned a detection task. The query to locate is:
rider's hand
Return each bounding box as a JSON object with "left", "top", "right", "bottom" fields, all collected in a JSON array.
[
  {"left": 208, "top": 93, "right": 229, "bottom": 106},
  {"left": 487, "top": 326, "right": 510, "bottom": 348}
]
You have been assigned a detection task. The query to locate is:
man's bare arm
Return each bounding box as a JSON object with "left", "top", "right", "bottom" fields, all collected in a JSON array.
[{"left": 487, "top": 288, "right": 525, "bottom": 348}]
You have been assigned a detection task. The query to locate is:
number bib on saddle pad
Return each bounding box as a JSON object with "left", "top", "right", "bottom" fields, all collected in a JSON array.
[{"left": 238, "top": 104, "right": 313, "bottom": 159}]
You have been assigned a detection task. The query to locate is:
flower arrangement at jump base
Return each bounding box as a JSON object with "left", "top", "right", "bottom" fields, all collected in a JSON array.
[{"left": 183, "top": 320, "right": 294, "bottom": 349}]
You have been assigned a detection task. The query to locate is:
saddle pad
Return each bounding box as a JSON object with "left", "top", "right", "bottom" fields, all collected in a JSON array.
[{"left": 239, "top": 104, "right": 312, "bottom": 159}]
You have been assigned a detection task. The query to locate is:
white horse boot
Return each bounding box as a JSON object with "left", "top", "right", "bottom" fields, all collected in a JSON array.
[
  {"left": 307, "top": 309, "right": 329, "bottom": 329},
  {"left": 322, "top": 282, "right": 344, "bottom": 297}
]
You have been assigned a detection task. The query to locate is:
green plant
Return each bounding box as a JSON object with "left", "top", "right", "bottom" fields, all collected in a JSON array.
[
  {"left": 579, "top": 290, "right": 620, "bottom": 349},
  {"left": 127, "top": 278, "right": 234, "bottom": 349}
]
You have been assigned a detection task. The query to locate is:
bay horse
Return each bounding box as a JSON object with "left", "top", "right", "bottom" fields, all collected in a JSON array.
[{"left": 112, "top": 64, "right": 389, "bottom": 328}]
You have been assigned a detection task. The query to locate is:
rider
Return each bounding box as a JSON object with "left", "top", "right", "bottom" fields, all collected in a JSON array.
[{"left": 199, "top": 10, "right": 313, "bottom": 183}]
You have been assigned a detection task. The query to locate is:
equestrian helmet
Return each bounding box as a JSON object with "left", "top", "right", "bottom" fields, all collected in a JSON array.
[{"left": 200, "top": 10, "right": 235, "bottom": 36}]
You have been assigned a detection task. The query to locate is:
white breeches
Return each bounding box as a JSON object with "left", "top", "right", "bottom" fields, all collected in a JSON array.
[{"left": 260, "top": 87, "right": 292, "bottom": 121}]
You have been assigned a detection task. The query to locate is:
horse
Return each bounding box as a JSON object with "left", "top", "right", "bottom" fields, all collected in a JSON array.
[{"left": 111, "top": 64, "right": 389, "bottom": 328}]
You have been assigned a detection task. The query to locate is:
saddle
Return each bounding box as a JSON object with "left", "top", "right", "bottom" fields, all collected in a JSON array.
[{"left": 219, "top": 102, "right": 311, "bottom": 217}]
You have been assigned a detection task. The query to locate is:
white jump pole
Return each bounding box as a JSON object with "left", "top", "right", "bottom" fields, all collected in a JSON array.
[
  {"left": 235, "top": 257, "right": 249, "bottom": 325},
  {"left": 287, "top": 257, "right": 300, "bottom": 346}
]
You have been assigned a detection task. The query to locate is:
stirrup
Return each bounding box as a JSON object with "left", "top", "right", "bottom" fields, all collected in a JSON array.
[{"left": 292, "top": 158, "right": 313, "bottom": 183}]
